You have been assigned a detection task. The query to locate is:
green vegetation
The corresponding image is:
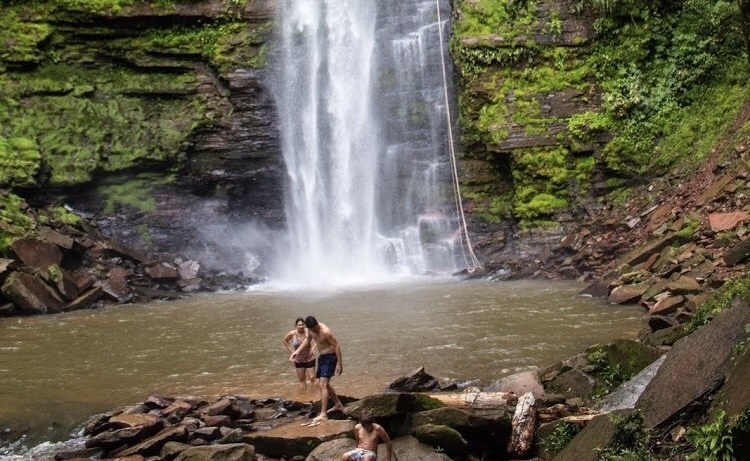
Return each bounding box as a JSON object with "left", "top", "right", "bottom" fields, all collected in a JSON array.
[
  {"left": 0, "top": 193, "right": 34, "bottom": 252},
  {"left": 687, "top": 274, "right": 750, "bottom": 333},
  {"left": 596, "top": 411, "right": 654, "bottom": 461},
  {"left": 49, "top": 206, "right": 82, "bottom": 227},
  {"left": 541, "top": 422, "right": 583, "bottom": 455},
  {"left": 0, "top": 0, "right": 271, "bottom": 190},
  {"left": 586, "top": 348, "right": 632, "bottom": 399},
  {"left": 99, "top": 174, "right": 172, "bottom": 215},
  {"left": 454, "top": 0, "right": 749, "bottom": 227},
  {"left": 0, "top": 136, "right": 41, "bottom": 187},
  {"left": 687, "top": 411, "right": 735, "bottom": 461}
]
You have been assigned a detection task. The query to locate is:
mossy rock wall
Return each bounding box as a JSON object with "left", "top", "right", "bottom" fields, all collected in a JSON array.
[
  {"left": 452, "top": 0, "right": 747, "bottom": 266},
  {"left": 0, "top": 0, "right": 275, "bottom": 187},
  {"left": 453, "top": 0, "right": 602, "bottom": 252},
  {"left": 0, "top": 0, "right": 284, "bottom": 272}
]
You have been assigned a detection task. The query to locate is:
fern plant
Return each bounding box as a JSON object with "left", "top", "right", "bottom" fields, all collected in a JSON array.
[{"left": 687, "top": 411, "right": 735, "bottom": 461}]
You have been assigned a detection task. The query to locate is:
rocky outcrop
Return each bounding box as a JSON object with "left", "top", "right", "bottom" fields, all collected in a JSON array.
[{"left": 0, "top": 204, "right": 257, "bottom": 317}]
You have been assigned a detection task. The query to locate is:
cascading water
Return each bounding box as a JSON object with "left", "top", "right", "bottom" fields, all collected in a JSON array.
[{"left": 273, "top": 0, "right": 464, "bottom": 286}]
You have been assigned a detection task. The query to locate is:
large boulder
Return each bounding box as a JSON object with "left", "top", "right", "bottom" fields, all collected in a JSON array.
[
  {"left": 483, "top": 370, "right": 544, "bottom": 397},
  {"left": 1, "top": 271, "right": 66, "bottom": 315},
  {"left": 391, "top": 436, "right": 454, "bottom": 461},
  {"left": 344, "top": 394, "right": 444, "bottom": 420},
  {"left": 387, "top": 367, "right": 440, "bottom": 392},
  {"left": 306, "top": 437, "right": 356, "bottom": 461},
  {"left": 414, "top": 424, "right": 468, "bottom": 458},
  {"left": 635, "top": 299, "right": 750, "bottom": 428},
  {"left": 409, "top": 407, "right": 510, "bottom": 457},
  {"left": 9, "top": 238, "right": 63, "bottom": 270}
]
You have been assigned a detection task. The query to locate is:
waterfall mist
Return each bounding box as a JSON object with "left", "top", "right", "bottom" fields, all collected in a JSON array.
[{"left": 272, "top": 0, "right": 463, "bottom": 286}]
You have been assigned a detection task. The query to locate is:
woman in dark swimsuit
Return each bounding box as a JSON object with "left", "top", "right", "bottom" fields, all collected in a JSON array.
[{"left": 283, "top": 318, "right": 316, "bottom": 388}]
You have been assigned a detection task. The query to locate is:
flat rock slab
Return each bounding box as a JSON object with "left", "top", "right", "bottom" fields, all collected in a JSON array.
[
  {"left": 243, "top": 418, "right": 355, "bottom": 458},
  {"left": 635, "top": 299, "right": 750, "bottom": 428}
]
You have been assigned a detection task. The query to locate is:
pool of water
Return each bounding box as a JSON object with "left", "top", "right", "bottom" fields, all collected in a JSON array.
[{"left": 0, "top": 278, "right": 644, "bottom": 457}]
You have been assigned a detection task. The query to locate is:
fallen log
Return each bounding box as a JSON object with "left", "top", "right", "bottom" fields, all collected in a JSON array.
[
  {"left": 508, "top": 391, "right": 536, "bottom": 458},
  {"left": 419, "top": 391, "right": 516, "bottom": 409}
]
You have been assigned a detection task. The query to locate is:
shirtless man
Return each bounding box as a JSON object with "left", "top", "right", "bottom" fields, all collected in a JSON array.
[
  {"left": 342, "top": 410, "right": 392, "bottom": 461},
  {"left": 290, "top": 315, "right": 344, "bottom": 424}
]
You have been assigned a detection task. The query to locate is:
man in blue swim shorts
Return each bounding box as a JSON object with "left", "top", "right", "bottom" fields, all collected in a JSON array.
[
  {"left": 290, "top": 315, "right": 344, "bottom": 424},
  {"left": 342, "top": 410, "right": 392, "bottom": 461}
]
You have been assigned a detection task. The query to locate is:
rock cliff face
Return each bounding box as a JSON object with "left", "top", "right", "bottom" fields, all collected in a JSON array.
[
  {"left": 4, "top": 0, "right": 613, "bottom": 277},
  {"left": 453, "top": 0, "right": 608, "bottom": 271},
  {"left": 2, "top": 0, "right": 285, "bottom": 275}
]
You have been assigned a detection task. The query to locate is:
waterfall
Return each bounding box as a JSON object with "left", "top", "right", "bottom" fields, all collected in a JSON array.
[{"left": 272, "top": 0, "right": 462, "bottom": 286}]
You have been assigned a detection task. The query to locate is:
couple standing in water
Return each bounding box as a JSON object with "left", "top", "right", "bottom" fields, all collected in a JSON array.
[
  {"left": 284, "top": 316, "right": 393, "bottom": 461},
  {"left": 284, "top": 315, "right": 344, "bottom": 424}
]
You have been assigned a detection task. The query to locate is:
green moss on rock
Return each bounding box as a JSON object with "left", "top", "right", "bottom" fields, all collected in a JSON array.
[
  {"left": 0, "top": 136, "right": 41, "bottom": 187},
  {"left": 0, "top": 193, "right": 34, "bottom": 252}
]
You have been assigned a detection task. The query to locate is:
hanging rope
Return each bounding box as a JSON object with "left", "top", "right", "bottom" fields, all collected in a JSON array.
[{"left": 435, "top": 0, "right": 483, "bottom": 273}]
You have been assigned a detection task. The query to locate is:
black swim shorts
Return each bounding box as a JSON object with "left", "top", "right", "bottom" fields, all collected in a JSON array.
[
  {"left": 316, "top": 353, "right": 337, "bottom": 378},
  {"left": 294, "top": 359, "right": 315, "bottom": 369}
]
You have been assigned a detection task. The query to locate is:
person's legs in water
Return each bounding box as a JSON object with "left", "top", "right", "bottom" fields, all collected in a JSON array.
[
  {"left": 295, "top": 366, "right": 307, "bottom": 388},
  {"left": 305, "top": 365, "right": 316, "bottom": 386},
  {"left": 311, "top": 353, "right": 342, "bottom": 421}
]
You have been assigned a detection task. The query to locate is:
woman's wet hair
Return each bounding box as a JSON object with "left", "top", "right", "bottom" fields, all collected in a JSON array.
[{"left": 295, "top": 317, "right": 305, "bottom": 326}]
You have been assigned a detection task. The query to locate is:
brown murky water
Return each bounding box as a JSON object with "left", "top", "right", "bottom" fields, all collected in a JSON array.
[{"left": 0, "top": 278, "right": 644, "bottom": 454}]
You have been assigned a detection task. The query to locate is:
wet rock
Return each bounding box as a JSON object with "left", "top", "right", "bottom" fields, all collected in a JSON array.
[
  {"left": 408, "top": 407, "right": 511, "bottom": 452},
  {"left": 173, "top": 443, "right": 255, "bottom": 461},
  {"left": 578, "top": 278, "right": 610, "bottom": 298},
  {"left": 1, "top": 271, "right": 66, "bottom": 315},
  {"left": 414, "top": 424, "right": 468, "bottom": 458},
  {"left": 115, "top": 425, "right": 189, "bottom": 458},
  {"left": 9, "top": 238, "right": 63, "bottom": 270},
  {"left": 67, "top": 287, "right": 105, "bottom": 311},
  {"left": 483, "top": 370, "right": 544, "bottom": 397},
  {"left": 606, "top": 282, "right": 650, "bottom": 304},
  {"left": 387, "top": 366, "right": 440, "bottom": 392}
]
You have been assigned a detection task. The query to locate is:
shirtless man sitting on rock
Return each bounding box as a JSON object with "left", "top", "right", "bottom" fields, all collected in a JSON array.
[
  {"left": 342, "top": 410, "right": 392, "bottom": 461},
  {"left": 291, "top": 315, "right": 344, "bottom": 425}
]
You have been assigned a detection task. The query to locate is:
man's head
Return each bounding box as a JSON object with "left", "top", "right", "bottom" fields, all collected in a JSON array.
[
  {"left": 360, "top": 410, "right": 373, "bottom": 427},
  {"left": 304, "top": 316, "right": 319, "bottom": 329}
]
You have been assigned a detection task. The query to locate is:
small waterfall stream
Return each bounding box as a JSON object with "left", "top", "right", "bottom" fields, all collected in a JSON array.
[{"left": 273, "top": 0, "right": 462, "bottom": 285}]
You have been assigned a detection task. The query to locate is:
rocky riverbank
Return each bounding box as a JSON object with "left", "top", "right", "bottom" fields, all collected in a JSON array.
[{"left": 0, "top": 196, "right": 259, "bottom": 318}]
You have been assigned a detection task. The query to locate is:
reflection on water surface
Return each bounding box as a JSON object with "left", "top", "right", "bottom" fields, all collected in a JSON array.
[{"left": 0, "top": 278, "right": 644, "bottom": 451}]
